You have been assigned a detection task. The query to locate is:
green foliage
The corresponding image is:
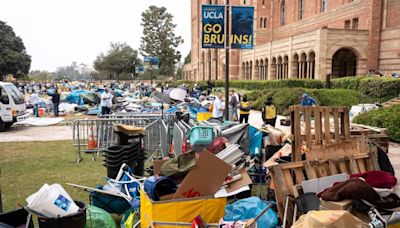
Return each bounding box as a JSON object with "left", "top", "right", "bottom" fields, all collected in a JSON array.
[
  {"left": 28, "top": 70, "right": 55, "bottom": 81},
  {"left": 213, "top": 79, "right": 324, "bottom": 90},
  {"left": 353, "top": 105, "right": 400, "bottom": 142},
  {"left": 140, "top": 6, "right": 184, "bottom": 76},
  {"left": 0, "top": 21, "right": 31, "bottom": 77},
  {"left": 251, "top": 88, "right": 365, "bottom": 116},
  {"left": 94, "top": 42, "right": 141, "bottom": 80},
  {"left": 184, "top": 51, "right": 191, "bottom": 64},
  {"left": 331, "top": 76, "right": 400, "bottom": 100}
]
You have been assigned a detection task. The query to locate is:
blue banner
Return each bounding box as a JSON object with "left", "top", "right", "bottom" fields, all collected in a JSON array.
[
  {"left": 231, "top": 6, "right": 254, "bottom": 49},
  {"left": 202, "top": 5, "right": 225, "bottom": 49}
]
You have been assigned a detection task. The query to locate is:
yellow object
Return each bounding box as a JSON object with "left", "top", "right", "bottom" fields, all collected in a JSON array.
[
  {"left": 140, "top": 190, "right": 226, "bottom": 228},
  {"left": 239, "top": 101, "right": 250, "bottom": 115},
  {"left": 124, "top": 211, "right": 137, "bottom": 228},
  {"left": 265, "top": 105, "right": 277, "bottom": 120},
  {"left": 197, "top": 112, "right": 213, "bottom": 121}
]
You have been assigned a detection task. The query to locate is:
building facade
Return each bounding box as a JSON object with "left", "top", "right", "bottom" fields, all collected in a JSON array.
[{"left": 183, "top": 0, "right": 400, "bottom": 81}]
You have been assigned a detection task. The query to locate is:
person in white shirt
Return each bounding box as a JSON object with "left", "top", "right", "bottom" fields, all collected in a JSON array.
[
  {"left": 101, "top": 88, "right": 113, "bottom": 115},
  {"left": 212, "top": 92, "right": 225, "bottom": 121}
]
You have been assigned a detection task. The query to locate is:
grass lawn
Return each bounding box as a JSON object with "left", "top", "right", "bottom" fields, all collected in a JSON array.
[{"left": 0, "top": 140, "right": 105, "bottom": 212}]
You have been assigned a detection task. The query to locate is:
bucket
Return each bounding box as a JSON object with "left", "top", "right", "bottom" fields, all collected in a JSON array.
[
  {"left": 38, "top": 201, "right": 86, "bottom": 228},
  {"left": 38, "top": 108, "right": 45, "bottom": 117},
  {"left": 144, "top": 176, "right": 177, "bottom": 201}
]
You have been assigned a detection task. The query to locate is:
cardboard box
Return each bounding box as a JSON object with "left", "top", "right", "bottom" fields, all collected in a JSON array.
[{"left": 173, "top": 151, "right": 232, "bottom": 199}]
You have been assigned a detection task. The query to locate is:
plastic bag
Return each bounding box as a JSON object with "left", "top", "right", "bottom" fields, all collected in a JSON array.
[
  {"left": 85, "top": 205, "right": 116, "bottom": 228},
  {"left": 224, "top": 197, "right": 278, "bottom": 228}
]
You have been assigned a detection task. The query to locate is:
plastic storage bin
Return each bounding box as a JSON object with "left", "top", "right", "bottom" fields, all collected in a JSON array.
[{"left": 189, "top": 126, "right": 214, "bottom": 146}]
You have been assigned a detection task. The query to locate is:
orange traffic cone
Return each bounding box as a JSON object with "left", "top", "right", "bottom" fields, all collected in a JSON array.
[{"left": 88, "top": 134, "right": 97, "bottom": 149}]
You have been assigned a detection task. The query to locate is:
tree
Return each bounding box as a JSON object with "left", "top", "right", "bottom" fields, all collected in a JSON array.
[
  {"left": 94, "top": 42, "right": 141, "bottom": 81},
  {"left": 140, "top": 6, "right": 183, "bottom": 77},
  {"left": 0, "top": 21, "right": 31, "bottom": 78},
  {"left": 184, "top": 51, "right": 191, "bottom": 64}
]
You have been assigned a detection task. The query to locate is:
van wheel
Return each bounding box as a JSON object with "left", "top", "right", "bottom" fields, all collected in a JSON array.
[
  {"left": 0, "top": 119, "right": 5, "bottom": 132},
  {"left": 5, "top": 122, "right": 13, "bottom": 129}
]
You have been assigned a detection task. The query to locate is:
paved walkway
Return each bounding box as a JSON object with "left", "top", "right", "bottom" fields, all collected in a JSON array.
[{"left": 0, "top": 125, "right": 73, "bottom": 142}]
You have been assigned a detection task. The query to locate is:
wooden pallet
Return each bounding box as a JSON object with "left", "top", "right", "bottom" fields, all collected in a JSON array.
[
  {"left": 382, "top": 97, "right": 400, "bottom": 108},
  {"left": 270, "top": 150, "right": 379, "bottom": 226},
  {"left": 289, "top": 106, "right": 350, "bottom": 161},
  {"left": 351, "top": 123, "right": 389, "bottom": 152}
]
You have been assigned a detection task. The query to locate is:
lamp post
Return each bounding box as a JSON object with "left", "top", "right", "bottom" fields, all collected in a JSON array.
[{"left": 224, "top": 0, "right": 230, "bottom": 121}]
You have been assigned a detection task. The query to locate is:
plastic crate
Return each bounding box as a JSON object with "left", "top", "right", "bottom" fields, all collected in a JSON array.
[
  {"left": 197, "top": 112, "right": 212, "bottom": 121},
  {"left": 189, "top": 126, "right": 214, "bottom": 146}
]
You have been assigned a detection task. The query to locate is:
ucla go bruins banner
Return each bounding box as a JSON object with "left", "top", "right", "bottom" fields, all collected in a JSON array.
[
  {"left": 202, "top": 5, "right": 225, "bottom": 49},
  {"left": 231, "top": 6, "right": 254, "bottom": 49}
]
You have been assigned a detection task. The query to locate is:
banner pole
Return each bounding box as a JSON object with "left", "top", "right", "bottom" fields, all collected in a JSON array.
[{"left": 224, "top": 0, "right": 230, "bottom": 121}]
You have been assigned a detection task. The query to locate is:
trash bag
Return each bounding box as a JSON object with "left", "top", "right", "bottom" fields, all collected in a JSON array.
[
  {"left": 159, "top": 151, "right": 197, "bottom": 180},
  {"left": 85, "top": 205, "right": 116, "bottom": 228},
  {"left": 224, "top": 197, "right": 278, "bottom": 228}
]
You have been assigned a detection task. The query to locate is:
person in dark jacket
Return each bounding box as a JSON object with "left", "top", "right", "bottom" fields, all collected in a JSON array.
[{"left": 50, "top": 89, "right": 61, "bottom": 117}]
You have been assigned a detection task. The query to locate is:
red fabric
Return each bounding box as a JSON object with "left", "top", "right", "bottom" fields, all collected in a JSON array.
[
  {"left": 350, "top": 170, "right": 397, "bottom": 189},
  {"left": 208, "top": 137, "right": 228, "bottom": 154}
]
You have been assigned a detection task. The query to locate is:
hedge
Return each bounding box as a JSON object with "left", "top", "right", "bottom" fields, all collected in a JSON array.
[
  {"left": 331, "top": 76, "right": 400, "bottom": 100},
  {"left": 353, "top": 104, "right": 400, "bottom": 142},
  {"left": 250, "top": 88, "right": 365, "bottom": 115}
]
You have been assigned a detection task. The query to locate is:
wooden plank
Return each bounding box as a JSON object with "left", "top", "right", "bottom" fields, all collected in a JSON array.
[
  {"left": 294, "top": 168, "right": 305, "bottom": 184},
  {"left": 304, "top": 162, "right": 317, "bottom": 179},
  {"left": 338, "top": 160, "right": 348, "bottom": 173},
  {"left": 365, "top": 156, "right": 375, "bottom": 171},
  {"left": 317, "top": 163, "right": 328, "bottom": 177},
  {"left": 349, "top": 156, "right": 360, "bottom": 174},
  {"left": 293, "top": 106, "right": 302, "bottom": 161},
  {"left": 333, "top": 108, "right": 340, "bottom": 143},
  {"left": 271, "top": 166, "right": 289, "bottom": 219},
  {"left": 280, "top": 161, "right": 305, "bottom": 170},
  {"left": 357, "top": 159, "right": 367, "bottom": 173},
  {"left": 328, "top": 160, "right": 338, "bottom": 175},
  {"left": 324, "top": 108, "right": 331, "bottom": 144},
  {"left": 304, "top": 107, "right": 312, "bottom": 147},
  {"left": 314, "top": 106, "right": 322, "bottom": 145},
  {"left": 370, "top": 150, "right": 380, "bottom": 171},
  {"left": 343, "top": 109, "right": 350, "bottom": 140}
]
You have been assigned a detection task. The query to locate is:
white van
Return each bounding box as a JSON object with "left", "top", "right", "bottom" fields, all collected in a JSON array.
[{"left": 0, "top": 82, "right": 29, "bottom": 131}]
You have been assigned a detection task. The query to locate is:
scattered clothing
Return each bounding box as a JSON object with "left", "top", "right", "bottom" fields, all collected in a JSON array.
[{"left": 350, "top": 170, "right": 397, "bottom": 189}]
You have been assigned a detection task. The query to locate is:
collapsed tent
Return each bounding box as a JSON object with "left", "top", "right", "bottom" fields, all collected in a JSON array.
[{"left": 66, "top": 90, "right": 99, "bottom": 105}]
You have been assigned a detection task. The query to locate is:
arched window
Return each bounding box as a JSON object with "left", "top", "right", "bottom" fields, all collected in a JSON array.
[
  {"left": 281, "top": 0, "right": 286, "bottom": 26},
  {"left": 260, "top": 17, "right": 263, "bottom": 28},
  {"left": 262, "top": 0, "right": 265, "bottom": 5},
  {"left": 299, "top": 0, "right": 304, "bottom": 20},
  {"left": 243, "top": 0, "right": 246, "bottom": 5},
  {"left": 321, "top": 0, "right": 328, "bottom": 12},
  {"left": 264, "top": 18, "right": 267, "bottom": 28}
]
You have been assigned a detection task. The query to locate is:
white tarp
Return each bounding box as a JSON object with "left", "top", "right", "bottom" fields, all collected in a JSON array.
[{"left": 15, "top": 117, "right": 64, "bottom": 126}]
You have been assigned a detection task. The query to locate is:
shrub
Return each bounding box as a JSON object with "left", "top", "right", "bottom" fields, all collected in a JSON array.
[
  {"left": 250, "top": 88, "right": 366, "bottom": 115},
  {"left": 332, "top": 76, "right": 400, "bottom": 100},
  {"left": 353, "top": 105, "right": 400, "bottom": 142}
]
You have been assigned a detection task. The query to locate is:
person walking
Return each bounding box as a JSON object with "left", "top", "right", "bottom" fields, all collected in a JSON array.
[
  {"left": 49, "top": 89, "right": 60, "bottom": 117},
  {"left": 212, "top": 92, "right": 225, "bottom": 121},
  {"left": 229, "top": 90, "right": 238, "bottom": 121},
  {"left": 239, "top": 95, "right": 250, "bottom": 123},
  {"left": 262, "top": 97, "right": 277, "bottom": 127},
  {"left": 101, "top": 88, "right": 113, "bottom": 115},
  {"left": 300, "top": 93, "right": 317, "bottom": 106}
]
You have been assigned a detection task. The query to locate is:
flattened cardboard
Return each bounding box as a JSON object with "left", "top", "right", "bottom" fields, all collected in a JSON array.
[
  {"left": 225, "top": 169, "right": 253, "bottom": 193},
  {"left": 173, "top": 151, "right": 232, "bottom": 199},
  {"left": 153, "top": 158, "right": 170, "bottom": 176}
]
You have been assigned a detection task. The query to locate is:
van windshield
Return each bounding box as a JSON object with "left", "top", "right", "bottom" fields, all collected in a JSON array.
[{"left": 3, "top": 84, "right": 24, "bottom": 105}]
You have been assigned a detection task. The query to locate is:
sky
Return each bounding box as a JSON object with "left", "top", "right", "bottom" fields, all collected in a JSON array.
[{"left": 0, "top": 0, "right": 191, "bottom": 72}]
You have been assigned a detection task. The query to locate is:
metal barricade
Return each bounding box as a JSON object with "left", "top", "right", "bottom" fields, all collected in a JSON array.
[
  {"left": 72, "top": 118, "right": 153, "bottom": 163},
  {"left": 101, "top": 113, "right": 176, "bottom": 126},
  {"left": 173, "top": 122, "right": 184, "bottom": 156},
  {"left": 160, "top": 120, "right": 169, "bottom": 158}
]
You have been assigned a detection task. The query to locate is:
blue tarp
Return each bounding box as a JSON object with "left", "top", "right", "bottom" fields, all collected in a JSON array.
[
  {"left": 249, "top": 126, "right": 262, "bottom": 158},
  {"left": 66, "top": 90, "right": 88, "bottom": 105}
]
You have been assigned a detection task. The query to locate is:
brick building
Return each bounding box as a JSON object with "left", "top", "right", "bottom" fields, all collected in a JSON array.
[{"left": 183, "top": 0, "right": 400, "bottom": 81}]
